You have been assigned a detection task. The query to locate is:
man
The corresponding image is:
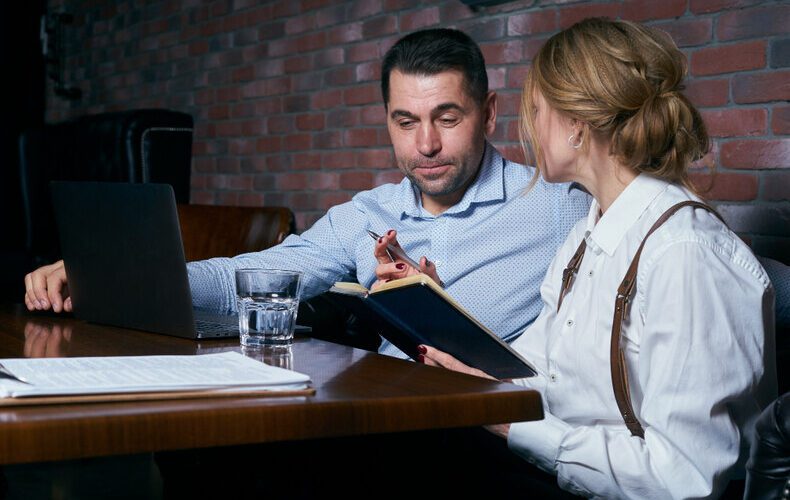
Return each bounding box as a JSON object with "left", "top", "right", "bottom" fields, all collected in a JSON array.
[{"left": 24, "top": 28, "right": 590, "bottom": 358}]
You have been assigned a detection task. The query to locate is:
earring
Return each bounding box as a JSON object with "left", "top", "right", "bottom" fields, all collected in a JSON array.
[{"left": 567, "top": 133, "right": 583, "bottom": 149}]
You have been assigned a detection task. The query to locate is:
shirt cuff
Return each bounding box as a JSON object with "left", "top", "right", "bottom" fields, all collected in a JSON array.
[{"left": 507, "top": 411, "right": 570, "bottom": 474}]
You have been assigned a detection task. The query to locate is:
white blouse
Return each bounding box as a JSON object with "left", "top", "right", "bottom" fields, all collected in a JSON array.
[{"left": 508, "top": 174, "right": 776, "bottom": 499}]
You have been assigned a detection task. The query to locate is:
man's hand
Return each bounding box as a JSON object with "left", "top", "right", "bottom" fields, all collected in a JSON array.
[
  {"left": 419, "top": 344, "right": 511, "bottom": 439},
  {"left": 24, "top": 260, "right": 72, "bottom": 313},
  {"left": 371, "top": 229, "right": 442, "bottom": 289}
]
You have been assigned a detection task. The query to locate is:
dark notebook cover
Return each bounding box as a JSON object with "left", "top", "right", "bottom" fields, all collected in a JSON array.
[{"left": 328, "top": 275, "right": 537, "bottom": 380}]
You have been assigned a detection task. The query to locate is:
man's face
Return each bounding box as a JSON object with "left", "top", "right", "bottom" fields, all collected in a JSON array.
[{"left": 386, "top": 69, "right": 496, "bottom": 213}]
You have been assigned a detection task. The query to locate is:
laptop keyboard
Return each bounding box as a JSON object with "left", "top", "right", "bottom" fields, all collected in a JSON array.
[{"left": 194, "top": 320, "right": 238, "bottom": 338}]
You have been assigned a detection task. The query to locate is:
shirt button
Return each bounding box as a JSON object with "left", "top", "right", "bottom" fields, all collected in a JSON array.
[
  {"left": 588, "top": 270, "right": 594, "bottom": 277},
  {"left": 566, "top": 319, "right": 574, "bottom": 327},
  {"left": 549, "top": 374, "right": 557, "bottom": 382}
]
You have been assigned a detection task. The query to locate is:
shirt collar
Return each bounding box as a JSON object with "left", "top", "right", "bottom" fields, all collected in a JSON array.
[
  {"left": 584, "top": 173, "right": 670, "bottom": 256},
  {"left": 398, "top": 142, "right": 505, "bottom": 219}
]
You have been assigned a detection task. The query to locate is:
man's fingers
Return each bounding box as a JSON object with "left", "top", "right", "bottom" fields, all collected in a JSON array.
[{"left": 46, "top": 272, "right": 66, "bottom": 313}]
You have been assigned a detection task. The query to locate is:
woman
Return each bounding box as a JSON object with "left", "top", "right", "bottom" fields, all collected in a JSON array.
[{"left": 374, "top": 18, "right": 775, "bottom": 499}]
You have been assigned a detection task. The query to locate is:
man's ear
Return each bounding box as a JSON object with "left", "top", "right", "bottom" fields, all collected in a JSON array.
[{"left": 483, "top": 90, "right": 497, "bottom": 137}]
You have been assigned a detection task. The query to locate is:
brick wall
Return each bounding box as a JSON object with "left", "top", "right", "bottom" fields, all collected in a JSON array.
[{"left": 46, "top": 0, "right": 789, "bottom": 262}]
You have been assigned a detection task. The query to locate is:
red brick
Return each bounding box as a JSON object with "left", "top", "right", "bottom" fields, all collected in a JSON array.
[
  {"left": 480, "top": 41, "right": 526, "bottom": 65},
  {"left": 328, "top": 109, "right": 361, "bottom": 128},
  {"left": 296, "top": 114, "right": 325, "bottom": 131},
  {"left": 267, "top": 155, "right": 293, "bottom": 172},
  {"left": 227, "top": 175, "right": 254, "bottom": 191},
  {"left": 362, "top": 16, "right": 397, "bottom": 38},
  {"left": 497, "top": 92, "right": 523, "bottom": 118},
  {"left": 439, "top": 3, "right": 475, "bottom": 23},
  {"left": 192, "top": 191, "right": 216, "bottom": 205},
  {"left": 324, "top": 67, "right": 356, "bottom": 86},
  {"left": 623, "top": 0, "right": 687, "bottom": 21},
  {"left": 347, "top": 41, "right": 380, "bottom": 63},
  {"left": 356, "top": 61, "right": 382, "bottom": 83},
  {"left": 217, "top": 191, "right": 239, "bottom": 206},
  {"left": 357, "top": 149, "right": 394, "bottom": 168},
  {"left": 188, "top": 40, "right": 209, "bottom": 56},
  {"left": 350, "top": 0, "right": 383, "bottom": 19},
  {"left": 400, "top": 7, "right": 440, "bottom": 32},
  {"left": 319, "top": 192, "right": 352, "bottom": 211},
  {"left": 691, "top": 41, "right": 766, "bottom": 76},
  {"left": 285, "top": 12, "right": 316, "bottom": 35},
  {"left": 720, "top": 139, "right": 790, "bottom": 169},
  {"left": 314, "top": 131, "right": 343, "bottom": 149},
  {"left": 762, "top": 172, "right": 790, "bottom": 200},
  {"left": 284, "top": 56, "right": 312, "bottom": 74},
  {"left": 268, "top": 32, "right": 326, "bottom": 57},
  {"left": 344, "top": 84, "right": 380, "bottom": 106},
  {"left": 256, "top": 136, "right": 281, "bottom": 153},
  {"left": 559, "top": 3, "right": 622, "bottom": 29},
  {"left": 507, "top": 10, "right": 557, "bottom": 36},
  {"left": 328, "top": 22, "right": 363, "bottom": 45},
  {"left": 267, "top": 116, "right": 293, "bottom": 134},
  {"left": 733, "top": 70, "right": 790, "bottom": 104},
  {"left": 487, "top": 67, "right": 506, "bottom": 90},
  {"left": 464, "top": 19, "right": 505, "bottom": 41},
  {"left": 237, "top": 192, "right": 265, "bottom": 207},
  {"left": 239, "top": 118, "right": 265, "bottom": 136},
  {"left": 343, "top": 128, "right": 377, "bottom": 148},
  {"left": 231, "top": 66, "right": 254, "bottom": 82},
  {"left": 772, "top": 105, "right": 790, "bottom": 135},
  {"left": 283, "top": 134, "right": 312, "bottom": 151},
  {"left": 277, "top": 173, "right": 309, "bottom": 190},
  {"left": 322, "top": 151, "right": 356, "bottom": 169},
  {"left": 289, "top": 192, "right": 321, "bottom": 211},
  {"left": 229, "top": 139, "right": 256, "bottom": 155},
  {"left": 216, "top": 87, "right": 241, "bottom": 103},
  {"left": 651, "top": 18, "right": 712, "bottom": 48},
  {"left": 374, "top": 170, "right": 404, "bottom": 185},
  {"left": 340, "top": 171, "right": 374, "bottom": 190},
  {"left": 361, "top": 105, "right": 386, "bottom": 125},
  {"left": 292, "top": 153, "right": 323, "bottom": 170},
  {"left": 690, "top": 0, "right": 762, "bottom": 14},
  {"left": 316, "top": 5, "right": 347, "bottom": 28},
  {"left": 689, "top": 172, "right": 758, "bottom": 201},
  {"left": 311, "top": 172, "right": 341, "bottom": 190},
  {"left": 684, "top": 78, "right": 729, "bottom": 108},
  {"left": 315, "top": 47, "right": 345, "bottom": 67},
  {"left": 311, "top": 89, "right": 343, "bottom": 110},
  {"left": 701, "top": 108, "right": 767, "bottom": 137},
  {"left": 217, "top": 158, "right": 240, "bottom": 174},
  {"left": 717, "top": 5, "right": 790, "bottom": 41}
]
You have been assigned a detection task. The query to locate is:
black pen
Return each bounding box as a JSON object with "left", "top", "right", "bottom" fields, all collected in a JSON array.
[{"left": 367, "top": 230, "right": 423, "bottom": 270}]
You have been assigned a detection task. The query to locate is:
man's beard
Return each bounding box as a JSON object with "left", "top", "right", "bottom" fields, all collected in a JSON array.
[{"left": 399, "top": 155, "right": 469, "bottom": 197}]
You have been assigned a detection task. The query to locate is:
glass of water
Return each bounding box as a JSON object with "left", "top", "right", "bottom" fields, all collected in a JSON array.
[{"left": 235, "top": 269, "right": 303, "bottom": 347}]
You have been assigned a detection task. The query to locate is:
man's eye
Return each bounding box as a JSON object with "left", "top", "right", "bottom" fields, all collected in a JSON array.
[
  {"left": 439, "top": 117, "right": 458, "bottom": 126},
  {"left": 398, "top": 120, "right": 416, "bottom": 129}
]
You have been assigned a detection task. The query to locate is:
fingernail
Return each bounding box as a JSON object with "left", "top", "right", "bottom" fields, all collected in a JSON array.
[
  {"left": 387, "top": 229, "right": 394, "bottom": 236},
  {"left": 34, "top": 300, "right": 42, "bottom": 309},
  {"left": 395, "top": 263, "right": 405, "bottom": 270},
  {"left": 417, "top": 345, "right": 427, "bottom": 355},
  {"left": 417, "top": 354, "right": 425, "bottom": 363},
  {"left": 385, "top": 279, "right": 391, "bottom": 283},
  {"left": 378, "top": 237, "right": 382, "bottom": 243}
]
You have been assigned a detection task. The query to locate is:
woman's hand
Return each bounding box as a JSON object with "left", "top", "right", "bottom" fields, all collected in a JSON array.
[
  {"left": 24, "top": 260, "right": 72, "bottom": 313},
  {"left": 371, "top": 229, "right": 441, "bottom": 290},
  {"left": 419, "top": 344, "right": 511, "bottom": 439}
]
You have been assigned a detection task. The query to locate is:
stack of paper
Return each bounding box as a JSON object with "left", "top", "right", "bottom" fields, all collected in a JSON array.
[{"left": 0, "top": 351, "right": 312, "bottom": 405}]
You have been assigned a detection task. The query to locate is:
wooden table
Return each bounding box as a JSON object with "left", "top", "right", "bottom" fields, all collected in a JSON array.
[{"left": 0, "top": 304, "right": 542, "bottom": 465}]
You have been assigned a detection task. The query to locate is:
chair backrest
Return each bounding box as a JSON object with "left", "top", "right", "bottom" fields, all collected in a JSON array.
[
  {"left": 177, "top": 204, "right": 296, "bottom": 262},
  {"left": 19, "top": 109, "right": 193, "bottom": 268}
]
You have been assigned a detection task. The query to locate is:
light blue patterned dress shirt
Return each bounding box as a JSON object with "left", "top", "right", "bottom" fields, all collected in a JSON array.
[{"left": 188, "top": 143, "right": 591, "bottom": 358}]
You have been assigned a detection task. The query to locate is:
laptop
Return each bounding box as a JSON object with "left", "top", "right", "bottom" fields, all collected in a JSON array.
[{"left": 50, "top": 181, "right": 310, "bottom": 339}]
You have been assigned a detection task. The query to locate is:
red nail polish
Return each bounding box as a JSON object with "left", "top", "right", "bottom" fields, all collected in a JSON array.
[
  {"left": 417, "top": 354, "right": 425, "bottom": 363},
  {"left": 387, "top": 229, "right": 394, "bottom": 236},
  {"left": 417, "top": 345, "right": 427, "bottom": 355},
  {"left": 378, "top": 237, "right": 382, "bottom": 243},
  {"left": 395, "top": 263, "right": 405, "bottom": 270}
]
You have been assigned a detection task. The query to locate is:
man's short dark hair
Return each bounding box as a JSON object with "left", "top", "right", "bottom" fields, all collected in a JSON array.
[{"left": 381, "top": 28, "right": 488, "bottom": 107}]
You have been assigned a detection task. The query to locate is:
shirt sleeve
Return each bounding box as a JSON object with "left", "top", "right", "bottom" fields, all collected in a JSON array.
[
  {"left": 187, "top": 200, "right": 365, "bottom": 314},
  {"left": 508, "top": 239, "right": 771, "bottom": 499}
]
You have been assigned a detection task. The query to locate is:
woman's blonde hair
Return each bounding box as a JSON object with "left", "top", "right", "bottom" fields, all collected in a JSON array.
[{"left": 520, "top": 17, "right": 709, "bottom": 189}]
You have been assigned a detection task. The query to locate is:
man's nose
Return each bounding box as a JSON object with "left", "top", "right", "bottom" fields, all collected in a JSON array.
[{"left": 416, "top": 124, "right": 441, "bottom": 157}]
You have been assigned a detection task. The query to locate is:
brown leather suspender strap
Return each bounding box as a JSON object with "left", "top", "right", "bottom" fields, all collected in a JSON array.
[
  {"left": 558, "top": 200, "right": 724, "bottom": 438},
  {"left": 557, "top": 239, "right": 587, "bottom": 312}
]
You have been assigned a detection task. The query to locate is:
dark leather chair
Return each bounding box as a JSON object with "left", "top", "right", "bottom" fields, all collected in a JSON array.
[
  {"left": 18, "top": 109, "right": 193, "bottom": 269},
  {"left": 177, "top": 204, "right": 295, "bottom": 262},
  {"left": 744, "top": 392, "right": 790, "bottom": 499}
]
